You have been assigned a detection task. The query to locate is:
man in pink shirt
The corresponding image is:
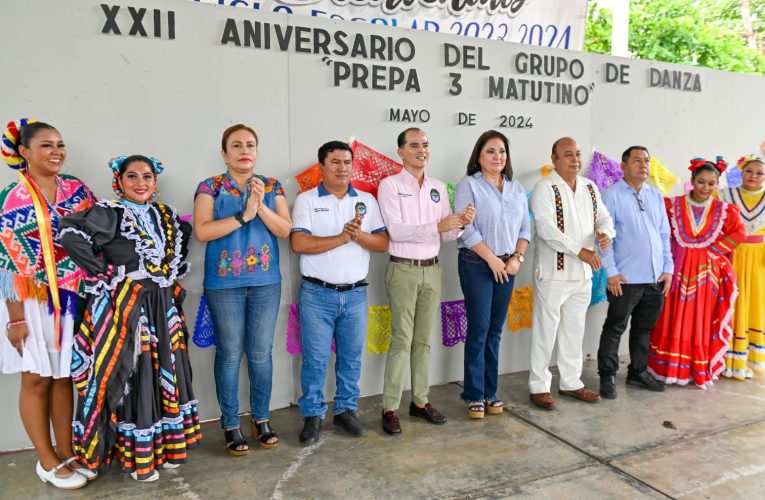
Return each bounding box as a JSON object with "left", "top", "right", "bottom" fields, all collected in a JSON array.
[{"left": 377, "top": 128, "right": 475, "bottom": 435}]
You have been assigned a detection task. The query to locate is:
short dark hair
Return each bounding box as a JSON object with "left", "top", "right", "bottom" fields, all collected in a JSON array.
[
  {"left": 466, "top": 130, "right": 513, "bottom": 181},
  {"left": 119, "top": 154, "right": 157, "bottom": 176},
  {"left": 691, "top": 162, "right": 721, "bottom": 180},
  {"left": 318, "top": 141, "right": 353, "bottom": 164},
  {"left": 19, "top": 122, "right": 58, "bottom": 151},
  {"left": 622, "top": 146, "right": 650, "bottom": 163},
  {"left": 397, "top": 127, "right": 423, "bottom": 148},
  {"left": 221, "top": 124, "right": 258, "bottom": 152}
]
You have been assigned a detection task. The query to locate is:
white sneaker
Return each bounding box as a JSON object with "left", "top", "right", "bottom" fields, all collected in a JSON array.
[
  {"left": 745, "top": 367, "right": 754, "bottom": 379},
  {"left": 162, "top": 462, "right": 181, "bottom": 469},
  {"left": 63, "top": 457, "right": 98, "bottom": 481},
  {"left": 36, "top": 461, "right": 88, "bottom": 490},
  {"left": 130, "top": 469, "right": 160, "bottom": 482}
]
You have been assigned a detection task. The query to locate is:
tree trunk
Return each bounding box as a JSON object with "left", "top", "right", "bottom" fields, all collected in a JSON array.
[{"left": 741, "top": 0, "right": 756, "bottom": 49}]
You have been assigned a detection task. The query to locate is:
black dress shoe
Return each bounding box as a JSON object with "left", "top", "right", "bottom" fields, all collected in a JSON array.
[
  {"left": 299, "top": 416, "right": 322, "bottom": 446},
  {"left": 333, "top": 409, "right": 367, "bottom": 438},
  {"left": 600, "top": 375, "right": 617, "bottom": 399},
  {"left": 408, "top": 402, "right": 447, "bottom": 425},
  {"left": 382, "top": 410, "right": 402, "bottom": 435},
  {"left": 626, "top": 371, "right": 666, "bottom": 392}
]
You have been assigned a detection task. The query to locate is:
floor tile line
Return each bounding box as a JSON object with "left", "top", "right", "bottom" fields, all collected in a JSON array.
[
  {"left": 501, "top": 405, "right": 674, "bottom": 499},
  {"left": 443, "top": 463, "right": 602, "bottom": 499},
  {"left": 605, "top": 415, "right": 765, "bottom": 463}
]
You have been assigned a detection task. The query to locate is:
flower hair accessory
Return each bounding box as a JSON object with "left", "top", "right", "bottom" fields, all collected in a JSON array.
[
  {"left": 688, "top": 156, "right": 727, "bottom": 174},
  {"left": 688, "top": 158, "right": 707, "bottom": 172},
  {"left": 108, "top": 155, "right": 165, "bottom": 174},
  {"left": 1, "top": 118, "right": 37, "bottom": 170},
  {"left": 714, "top": 155, "right": 727, "bottom": 173},
  {"left": 736, "top": 154, "right": 763, "bottom": 170},
  {"left": 109, "top": 155, "right": 165, "bottom": 197}
]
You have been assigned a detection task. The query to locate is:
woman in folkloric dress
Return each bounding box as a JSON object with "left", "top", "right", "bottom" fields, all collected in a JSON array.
[
  {"left": 720, "top": 155, "right": 765, "bottom": 379},
  {"left": 0, "top": 119, "right": 95, "bottom": 489},
  {"left": 648, "top": 158, "right": 746, "bottom": 388},
  {"left": 61, "top": 154, "right": 201, "bottom": 482}
]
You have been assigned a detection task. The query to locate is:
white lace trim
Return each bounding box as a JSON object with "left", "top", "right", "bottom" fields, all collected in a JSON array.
[
  {"left": 97, "top": 200, "right": 190, "bottom": 288},
  {"left": 84, "top": 265, "right": 126, "bottom": 295},
  {"left": 668, "top": 196, "right": 729, "bottom": 249},
  {"left": 59, "top": 226, "right": 93, "bottom": 245}
]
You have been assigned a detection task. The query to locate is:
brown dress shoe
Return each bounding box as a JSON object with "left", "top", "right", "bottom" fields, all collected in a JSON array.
[
  {"left": 559, "top": 387, "right": 601, "bottom": 403},
  {"left": 530, "top": 392, "right": 557, "bottom": 410},
  {"left": 382, "top": 410, "right": 401, "bottom": 435},
  {"left": 409, "top": 402, "right": 447, "bottom": 425}
]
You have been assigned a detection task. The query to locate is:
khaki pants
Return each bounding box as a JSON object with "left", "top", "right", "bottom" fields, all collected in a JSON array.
[{"left": 382, "top": 261, "right": 442, "bottom": 409}]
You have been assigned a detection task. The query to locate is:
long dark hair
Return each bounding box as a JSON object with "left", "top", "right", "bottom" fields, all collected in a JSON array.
[{"left": 466, "top": 130, "right": 513, "bottom": 181}]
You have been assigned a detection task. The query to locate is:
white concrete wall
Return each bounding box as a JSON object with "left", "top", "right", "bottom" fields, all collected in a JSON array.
[{"left": 1, "top": 0, "right": 762, "bottom": 451}]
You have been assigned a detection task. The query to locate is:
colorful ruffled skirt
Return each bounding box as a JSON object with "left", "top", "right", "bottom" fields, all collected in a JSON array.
[
  {"left": 648, "top": 248, "right": 737, "bottom": 388},
  {"left": 72, "top": 277, "right": 201, "bottom": 480},
  {"left": 724, "top": 240, "right": 765, "bottom": 377}
]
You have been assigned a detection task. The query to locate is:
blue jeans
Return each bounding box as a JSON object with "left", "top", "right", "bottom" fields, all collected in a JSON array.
[
  {"left": 298, "top": 280, "right": 367, "bottom": 418},
  {"left": 205, "top": 282, "right": 281, "bottom": 429},
  {"left": 458, "top": 249, "right": 515, "bottom": 402}
]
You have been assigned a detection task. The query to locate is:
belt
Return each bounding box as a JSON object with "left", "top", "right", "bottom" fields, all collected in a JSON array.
[
  {"left": 460, "top": 248, "right": 511, "bottom": 263},
  {"left": 302, "top": 276, "right": 368, "bottom": 292},
  {"left": 744, "top": 234, "right": 765, "bottom": 244},
  {"left": 389, "top": 255, "right": 439, "bottom": 267}
]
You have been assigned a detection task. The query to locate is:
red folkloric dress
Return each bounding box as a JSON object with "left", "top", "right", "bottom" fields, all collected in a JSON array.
[{"left": 648, "top": 195, "right": 746, "bottom": 388}]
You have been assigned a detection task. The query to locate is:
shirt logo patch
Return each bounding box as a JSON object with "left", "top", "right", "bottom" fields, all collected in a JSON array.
[
  {"left": 313, "top": 207, "right": 330, "bottom": 213},
  {"left": 355, "top": 202, "right": 367, "bottom": 219},
  {"left": 430, "top": 189, "right": 441, "bottom": 203}
]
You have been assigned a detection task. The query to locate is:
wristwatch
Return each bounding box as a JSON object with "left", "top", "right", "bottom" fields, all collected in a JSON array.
[
  {"left": 512, "top": 251, "right": 525, "bottom": 263},
  {"left": 234, "top": 211, "right": 247, "bottom": 226}
]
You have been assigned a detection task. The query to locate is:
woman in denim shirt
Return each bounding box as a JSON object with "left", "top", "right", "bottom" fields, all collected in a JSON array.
[
  {"left": 193, "top": 124, "right": 291, "bottom": 456},
  {"left": 454, "top": 130, "right": 531, "bottom": 419}
]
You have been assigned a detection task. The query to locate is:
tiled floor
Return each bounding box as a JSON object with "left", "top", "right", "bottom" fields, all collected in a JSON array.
[{"left": 1, "top": 362, "right": 764, "bottom": 499}]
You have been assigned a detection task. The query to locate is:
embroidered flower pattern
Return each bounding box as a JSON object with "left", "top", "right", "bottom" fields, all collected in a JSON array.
[
  {"left": 216, "top": 244, "right": 272, "bottom": 276},
  {"left": 196, "top": 174, "right": 285, "bottom": 199}
]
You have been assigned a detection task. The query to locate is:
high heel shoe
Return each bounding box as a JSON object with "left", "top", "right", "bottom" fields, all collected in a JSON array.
[
  {"left": 466, "top": 402, "right": 485, "bottom": 419},
  {"left": 251, "top": 420, "right": 279, "bottom": 449},
  {"left": 36, "top": 461, "right": 88, "bottom": 490}
]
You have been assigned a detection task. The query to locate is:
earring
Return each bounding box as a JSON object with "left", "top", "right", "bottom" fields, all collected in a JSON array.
[{"left": 151, "top": 189, "right": 160, "bottom": 202}]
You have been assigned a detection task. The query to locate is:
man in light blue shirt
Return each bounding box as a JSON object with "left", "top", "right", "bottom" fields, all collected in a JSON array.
[{"left": 598, "top": 146, "right": 674, "bottom": 399}]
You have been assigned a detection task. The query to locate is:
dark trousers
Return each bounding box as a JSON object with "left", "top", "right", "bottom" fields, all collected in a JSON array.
[
  {"left": 597, "top": 283, "right": 664, "bottom": 378},
  {"left": 457, "top": 249, "right": 515, "bottom": 402}
]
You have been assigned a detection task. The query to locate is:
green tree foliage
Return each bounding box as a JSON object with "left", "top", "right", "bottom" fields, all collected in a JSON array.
[
  {"left": 585, "top": 1, "right": 613, "bottom": 54},
  {"left": 585, "top": 0, "right": 765, "bottom": 75}
]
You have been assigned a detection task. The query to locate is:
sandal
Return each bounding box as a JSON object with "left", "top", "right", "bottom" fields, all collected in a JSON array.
[
  {"left": 485, "top": 399, "right": 504, "bottom": 415},
  {"left": 224, "top": 428, "right": 250, "bottom": 456},
  {"left": 467, "top": 402, "right": 485, "bottom": 419},
  {"left": 251, "top": 420, "right": 279, "bottom": 449}
]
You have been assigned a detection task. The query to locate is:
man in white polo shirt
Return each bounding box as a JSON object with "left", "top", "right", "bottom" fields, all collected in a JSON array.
[{"left": 290, "top": 140, "right": 389, "bottom": 446}]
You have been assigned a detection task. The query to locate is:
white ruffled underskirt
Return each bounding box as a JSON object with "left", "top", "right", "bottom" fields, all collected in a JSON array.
[{"left": 0, "top": 299, "right": 75, "bottom": 379}]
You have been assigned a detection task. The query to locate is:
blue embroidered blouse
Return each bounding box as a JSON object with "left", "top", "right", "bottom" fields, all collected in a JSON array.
[{"left": 195, "top": 172, "right": 285, "bottom": 289}]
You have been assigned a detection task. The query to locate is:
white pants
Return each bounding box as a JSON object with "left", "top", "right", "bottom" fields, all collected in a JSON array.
[{"left": 529, "top": 278, "right": 592, "bottom": 394}]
